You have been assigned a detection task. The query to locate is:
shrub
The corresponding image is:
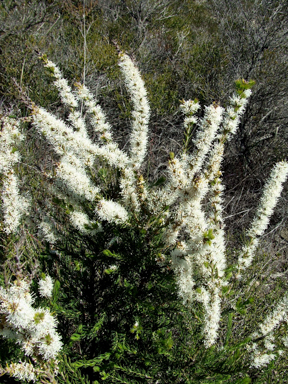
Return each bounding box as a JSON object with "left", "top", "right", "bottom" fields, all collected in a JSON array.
[{"left": 0, "top": 52, "right": 288, "bottom": 383}]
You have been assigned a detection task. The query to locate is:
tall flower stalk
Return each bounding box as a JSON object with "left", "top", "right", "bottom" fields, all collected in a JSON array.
[{"left": 0, "top": 116, "right": 29, "bottom": 234}]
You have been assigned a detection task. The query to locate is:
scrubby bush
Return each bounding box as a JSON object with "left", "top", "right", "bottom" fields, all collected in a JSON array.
[{"left": 1, "top": 51, "right": 288, "bottom": 383}]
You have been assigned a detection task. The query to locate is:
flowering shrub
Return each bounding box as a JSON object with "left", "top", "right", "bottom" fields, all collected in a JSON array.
[{"left": 0, "top": 52, "right": 288, "bottom": 383}]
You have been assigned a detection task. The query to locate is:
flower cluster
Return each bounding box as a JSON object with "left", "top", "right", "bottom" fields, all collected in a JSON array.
[
  {"left": 0, "top": 116, "right": 29, "bottom": 233},
  {"left": 0, "top": 279, "right": 62, "bottom": 361},
  {"left": 5, "top": 361, "right": 38, "bottom": 382},
  {"left": 70, "top": 210, "right": 102, "bottom": 235},
  {"left": 38, "top": 275, "right": 54, "bottom": 298},
  {"left": 44, "top": 58, "right": 78, "bottom": 109},
  {"left": 118, "top": 53, "right": 150, "bottom": 170},
  {"left": 38, "top": 217, "right": 58, "bottom": 244},
  {"left": 248, "top": 341, "right": 277, "bottom": 369},
  {"left": 32, "top": 56, "right": 143, "bottom": 224},
  {"left": 97, "top": 199, "right": 129, "bottom": 224},
  {"left": 246, "top": 292, "right": 288, "bottom": 368},
  {"left": 76, "top": 83, "right": 113, "bottom": 142},
  {"left": 222, "top": 88, "right": 252, "bottom": 139},
  {"left": 0, "top": 115, "right": 23, "bottom": 172},
  {"left": 146, "top": 87, "right": 253, "bottom": 346},
  {"left": 236, "top": 161, "right": 288, "bottom": 277}
]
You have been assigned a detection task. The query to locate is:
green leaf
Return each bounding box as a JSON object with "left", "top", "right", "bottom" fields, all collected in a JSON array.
[
  {"left": 203, "top": 261, "right": 210, "bottom": 269},
  {"left": 238, "top": 377, "right": 251, "bottom": 384},
  {"left": 151, "top": 176, "right": 166, "bottom": 188},
  {"left": 235, "top": 79, "right": 256, "bottom": 95},
  {"left": 72, "top": 353, "right": 111, "bottom": 369},
  {"left": 70, "top": 333, "right": 82, "bottom": 341},
  {"left": 98, "top": 168, "right": 108, "bottom": 181},
  {"left": 104, "top": 267, "right": 118, "bottom": 274},
  {"left": 102, "top": 249, "right": 123, "bottom": 260},
  {"left": 203, "top": 229, "right": 215, "bottom": 245},
  {"left": 52, "top": 280, "right": 60, "bottom": 302},
  {"left": 225, "top": 312, "right": 233, "bottom": 346}
]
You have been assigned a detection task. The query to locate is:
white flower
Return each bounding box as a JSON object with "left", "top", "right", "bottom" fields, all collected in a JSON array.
[
  {"left": 237, "top": 161, "right": 288, "bottom": 275},
  {"left": 38, "top": 219, "right": 58, "bottom": 244},
  {"left": 221, "top": 89, "right": 251, "bottom": 140},
  {"left": 180, "top": 99, "right": 200, "bottom": 115},
  {"left": 38, "top": 330, "right": 63, "bottom": 360},
  {"left": 32, "top": 106, "right": 130, "bottom": 173},
  {"left": 56, "top": 154, "right": 100, "bottom": 202},
  {"left": 94, "top": 143, "right": 130, "bottom": 169},
  {"left": 96, "top": 199, "right": 129, "bottom": 224},
  {"left": 0, "top": 281, "right": 35, "bottom": 331},
  {"left": 54, "top": 78, "right": 78, "bottom": 108},
  {"left": 68, "top": 110, "right": 86, "bottom": 134},
  {"left": 118, "top": 53, "right": 150, "bottom": 169},
  {"left": 2, "top": 171, "right": 29, "bottom": 234},
  {"left": 119, "top": 167, "right": 141, "bottom": 211},
  {"left": 0, "top": 279, "right": 62, "bottom": 362},
  {"left": 5, "top": 297, "right": 35, "bottom": 330},
  {"left": 76, "top": 84, "right": 113, "bottom": 142},
  {"left": 264, "top": 336, "right": 275, "bottom": 351},
  {"left": 32, "top": 309, "right": 57, "bottom": 339},
  {"left": 168, "top": 157, "right": 189, "bottom": 190},
  {"left": 183, "top": 115, "right": 198, "bottom": 128},
  {"left": 0, "top": 116, "right": 24, "bottom": 173},
  {"left": 203, "top": 290, "right": 221, "bottom": 347},
  {"left": 248, "top": 161, "right": 288, "bottom": 238},
  {"left": 258, "top": 293, "right": 288, "bottom": 337},
  {"left": 186, "top": 104, "right": 224, "bottom": 180},
  {"left": 44, "top": 60, "right": 62, "bottom": 79},
  {"left": 0, "top": 116, "right": 28, "bottom": 234},
  {"left": 44, "top": 60, "right": 78, "bottom": 108},
  {"left": 172, "top": 256, "right": 195, "bottom": 305},
  {"left": 163, "top": 225, "right": 179, "bottom": 246},
  {"left": 70, "top": 210, "right": 102, "bottom": 234},
  {"left": 8, "top": 361, "right": 37, "bottom": 382},
  {"left": 32, "top": 107, "right": 93, "bottom": 162},
  {"left": 244, "top": 89, "right": 252, "bottom": 98},
  {"left": 38, "top": 276, "right": 53, "bottom": 299},
  {"left": 251, "top": 352, "right": 276, "bottom": 368}
]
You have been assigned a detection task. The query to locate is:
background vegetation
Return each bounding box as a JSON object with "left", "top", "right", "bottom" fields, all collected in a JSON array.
[{"left": 1, "top": 0, "right": 288, "bottom": 382}]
